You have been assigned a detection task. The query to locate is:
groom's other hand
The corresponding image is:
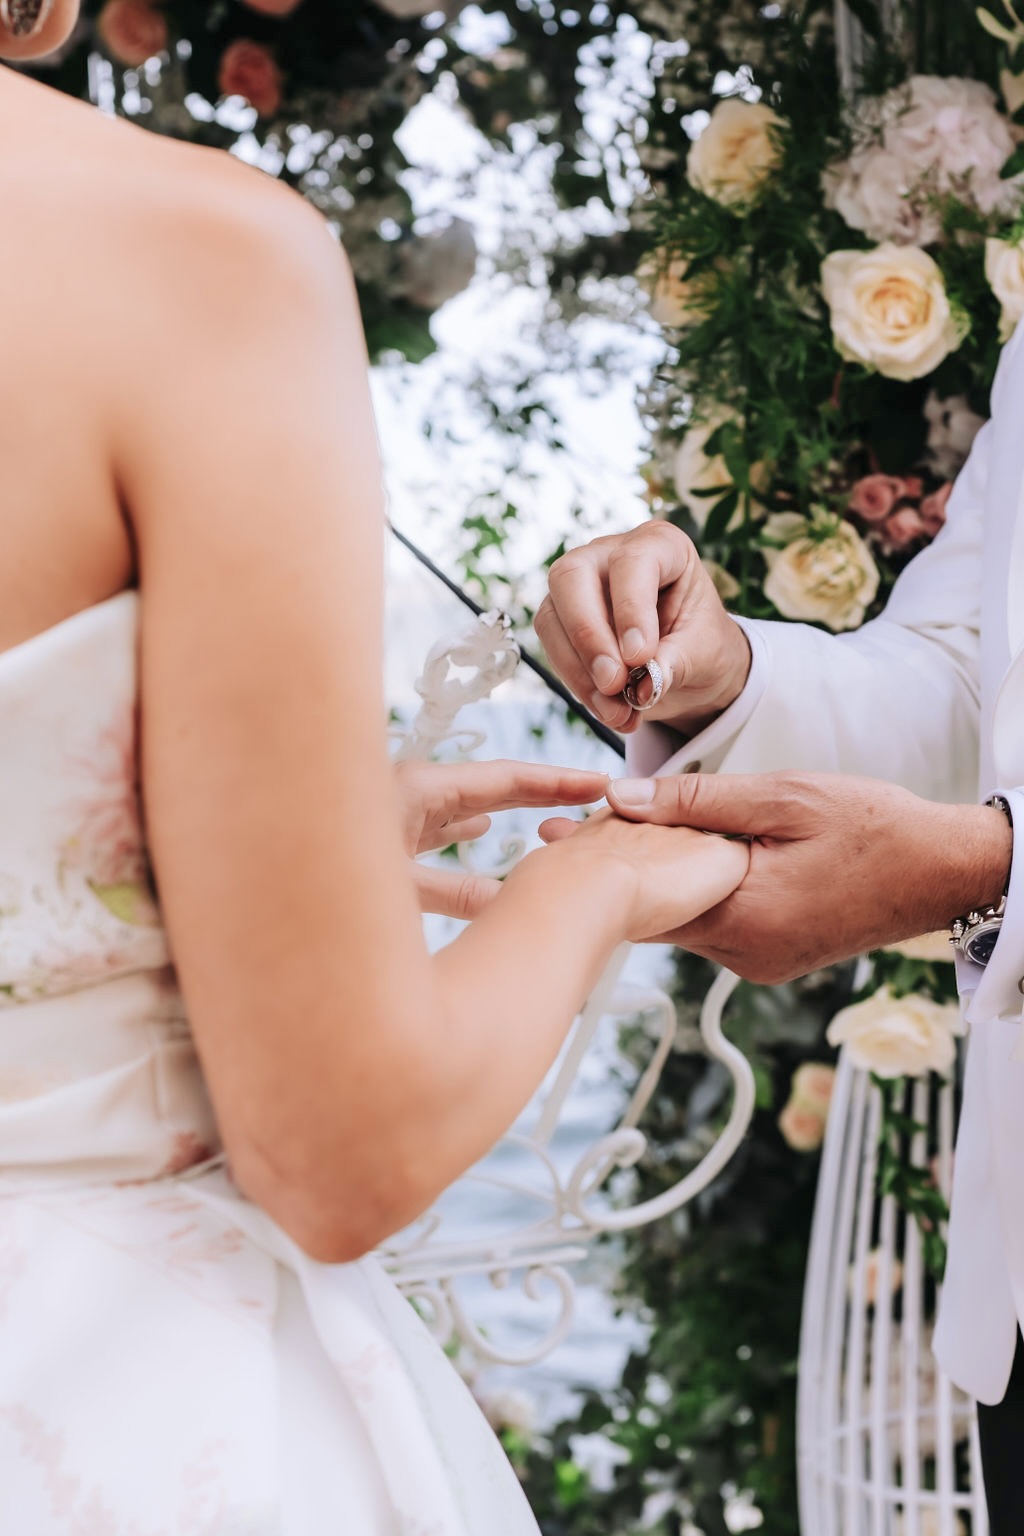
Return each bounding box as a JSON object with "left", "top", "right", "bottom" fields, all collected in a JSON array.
[
  {"left": 535, "top": 522, "right": 752, "bottom": 737},
  {"left": 596, "top": 772, "right": 1012, "bottom": 983}
]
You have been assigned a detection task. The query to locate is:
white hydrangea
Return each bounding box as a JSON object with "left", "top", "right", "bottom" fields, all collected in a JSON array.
[{"left": 824, "top": 75, "right": 1023, "bottom": 245}]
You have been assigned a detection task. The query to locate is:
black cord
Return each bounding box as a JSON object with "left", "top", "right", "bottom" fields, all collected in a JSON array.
[{"left": 388, "top": 522, "right": 627, "bottom": 759}]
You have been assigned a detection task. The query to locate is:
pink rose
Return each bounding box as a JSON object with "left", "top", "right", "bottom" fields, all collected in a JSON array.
[
  {"left": 919, "top": 481, "right": 953, "bottom": 536},
  {"left": 238, "top": 0, "right": 302, "bottom": 12},
  {"left": 847, "top": 473, "right": 905, "bottom": 522},
  {"left": 96, "top": 0, "right": 168, "bottom": 66},
  {"left": 778, "top": 1100, "right": 827, "bottom": 1152},
  {"left": 217, "top": 39, "right": 282, "bottom": 117},
  {"left": 881, "top": 507, "right": 927, "bottom": 550}
]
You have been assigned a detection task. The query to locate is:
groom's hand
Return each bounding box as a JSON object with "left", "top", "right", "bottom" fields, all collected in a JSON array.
[
  {"left": 535, "top": 521, "right": 752, "bottom": 737},
  {"left": 590, "top": 772, "right": 1012, "bottom": 983}
]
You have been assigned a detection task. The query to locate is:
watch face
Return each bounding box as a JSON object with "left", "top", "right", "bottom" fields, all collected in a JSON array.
[{"left": 966, "top": 922, "right": 1002, "bottom": 967}]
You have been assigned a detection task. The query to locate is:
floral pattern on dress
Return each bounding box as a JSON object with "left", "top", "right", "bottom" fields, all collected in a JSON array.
[{"left": 0, "top": 594, "right": 540, "bottom": 1536}]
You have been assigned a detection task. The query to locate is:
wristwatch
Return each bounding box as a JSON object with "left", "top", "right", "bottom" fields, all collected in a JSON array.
[{"left": 949, "top": 795, "right": 1013, "bottom": 966}]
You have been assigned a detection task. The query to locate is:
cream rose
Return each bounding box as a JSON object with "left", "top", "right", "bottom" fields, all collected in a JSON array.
[
  {"left": 762, "top": 512, "right": 879, "bottom": 632},
  {"left": 701, "top": 559, "right": 740, "bottom": 603},
  {"left": 884, "top": 930, "right": 956, "bottom": 962},
  {"left": 637, "top": 251, "right": 705, "bottom": 328},
  {"left": 672, "top": 416, "right": 732, "bottom": 520},
  {"left": 826, "top": 986, "right": 965, "bottom": 1078},
  {"left": 687, "top": 99, "right": 784, "bottom": 208},
  {"left": 673, "top": 412, "right": 769, "bottom": 530},
  {"left": 822, "top": 245, "right": 966, "bottom": 382},
  {"left": 986, "top": 235, "right": 1024, "bottom": 341}
]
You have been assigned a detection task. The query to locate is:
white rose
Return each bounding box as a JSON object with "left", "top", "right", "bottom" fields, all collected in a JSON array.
[
  {"left": 673, "top": 413, "right": 770, "bottom": 530},
  {"left": 672, "top": 416, "right": 732, "bottom": 522},
  {"left": 986, "top": 235, "right": 1024, "bottom": 341},
  {"left": 884, "top": 930, "right": 956, "bottom": 962},
  {"left": 762, "top": 511, "right": 879, "bottom": 631},
  {"left": 923, "top": 390, "right": 986, "bottom": 480},
  {"left": 701, "top": 558, "right": 740, "bottom": 602},
  {"left": 822, "top": 245, "right": 966, "bottom": 382},
  {"left": 826, "top": 985, "right": 965, "bottom": 1078},
  {"left": 687, "top": 98, "right": 784, "bottom": 208}
]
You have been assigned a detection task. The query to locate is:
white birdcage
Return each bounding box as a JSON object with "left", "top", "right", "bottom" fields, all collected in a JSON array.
[
  {"left": 798, "top": 1049, "right": 985, "bottom": 1536},
  {"left": 381, "top": 607, "right": 757, "bottom": 1368}
]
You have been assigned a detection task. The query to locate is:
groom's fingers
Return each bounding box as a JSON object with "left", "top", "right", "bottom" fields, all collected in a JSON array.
[
  {"left": 534, "top": 601, "right": 636, "bottom": 727},
  {"left": 413, "top": 865, "right": 502, "bottom": 920},
  {"left": 545, "top": 551, "right": 627, "bottom": 696},
  {"left": 607, "top": 772, "right": 807, "bottom": 838},
  {"left": 606, "top": 537, "right": 673, "bottom": 667}
]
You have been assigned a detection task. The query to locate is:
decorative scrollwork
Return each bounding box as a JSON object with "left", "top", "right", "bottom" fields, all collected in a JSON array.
[
  {"left": 382, "top": 610, "right": 757, "bottom": 1367},
  {"left": 392, "top": 609, "right": 520, "bottom": 763}
]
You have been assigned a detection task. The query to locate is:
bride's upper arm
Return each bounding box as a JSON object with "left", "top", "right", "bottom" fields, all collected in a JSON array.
[{"left": 112, "top": 172, "right": 435, "bottom": 1249}]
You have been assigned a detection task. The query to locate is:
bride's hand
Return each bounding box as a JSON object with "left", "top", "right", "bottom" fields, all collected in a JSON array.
[
  {"left": 539, "top": 806, "right": 750, "bottom": 944},
  {"left": 395, "top": 759, "right": 609, "bottom": 920}
]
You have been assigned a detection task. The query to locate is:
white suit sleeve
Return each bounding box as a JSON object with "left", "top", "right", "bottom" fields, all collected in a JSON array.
[
  {"left": 628, "top": 324, "right": 1024, "bottom": 796},
  {"left": 627, "top": 412, "right": 992, "bottom": 803}
]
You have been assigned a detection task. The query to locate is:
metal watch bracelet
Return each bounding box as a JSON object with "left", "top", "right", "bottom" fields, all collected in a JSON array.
[{"left": 949, "top": 794, "right": 1013, "bottom": 966}]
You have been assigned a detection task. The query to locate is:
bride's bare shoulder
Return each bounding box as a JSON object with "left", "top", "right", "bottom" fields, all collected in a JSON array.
[{"left": 6, "top": 70, "right": 342, "bottom": 318}]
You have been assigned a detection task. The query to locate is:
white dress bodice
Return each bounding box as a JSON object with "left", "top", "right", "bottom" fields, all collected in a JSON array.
[{"left": 0, "top": 593, "right": 539, "bottom": 1536}]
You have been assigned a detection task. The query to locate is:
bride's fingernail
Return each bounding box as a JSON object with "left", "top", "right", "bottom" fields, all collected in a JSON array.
[
  {"left": 1, "top": 0, "right": 49, "bottom": 35},
  {"left": 613, "top": 778, "right": 656, "bottom": 805}
]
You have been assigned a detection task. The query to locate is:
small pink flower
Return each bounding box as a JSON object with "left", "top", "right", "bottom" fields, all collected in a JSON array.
[
  {"left": 847, "top": 474, "right": 905, "bottom": 522},
  {"left": 896, "top": 475, "right": 924, "bottom": 501},
  {"left": 218, "top": 39, "right": 283, "bottom": 117},
  {"left": 920, "top": 481, "right": 953, "bottom": 535},
  {"left": 778, "top": 1100, "right": 827, "bottom": 1152},
  {"left": 96, "top": 0, "right": 168, "bottom": 65},
  {"left": 881, "top": 507, "right": 927, "bottom": 550}
]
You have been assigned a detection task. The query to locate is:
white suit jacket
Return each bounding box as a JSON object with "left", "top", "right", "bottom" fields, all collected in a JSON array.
[{"left": 627, "top": 323, "right": 1024, "bottom": 1404}]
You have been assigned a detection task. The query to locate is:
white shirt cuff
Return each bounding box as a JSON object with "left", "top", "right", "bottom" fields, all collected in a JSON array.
[{"left": 624, "top": 618, "right": 770, "bottom": 779}]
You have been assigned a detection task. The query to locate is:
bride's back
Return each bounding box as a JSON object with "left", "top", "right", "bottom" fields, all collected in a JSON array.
[{"left": 0, "top": 67, "right": 293, "bottom": 652}]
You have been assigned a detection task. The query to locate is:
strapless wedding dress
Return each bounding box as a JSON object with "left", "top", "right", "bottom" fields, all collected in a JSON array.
[{"left": 0, "top": 591, "right": 540, "bottom": 1535}]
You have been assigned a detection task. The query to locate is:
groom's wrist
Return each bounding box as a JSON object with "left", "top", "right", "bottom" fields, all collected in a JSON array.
[
  {"left": 924, "top": 801, "right": 1013, "bottom": 932},
  {"left": 658, "top": 620, "right": 753, "bottom": 741}
]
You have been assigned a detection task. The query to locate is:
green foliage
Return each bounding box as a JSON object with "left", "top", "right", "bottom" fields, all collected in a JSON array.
[{"left": 520, "top": 965, "right": 856, "bottom": 1535}]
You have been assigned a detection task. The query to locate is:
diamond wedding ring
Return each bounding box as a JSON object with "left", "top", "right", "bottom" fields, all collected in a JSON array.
[{"left": 622, "top": 659, "right": 664, "bottom": 712}]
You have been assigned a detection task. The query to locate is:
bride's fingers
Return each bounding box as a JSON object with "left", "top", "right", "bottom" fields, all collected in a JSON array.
[
  {"left": 537, "top": 815, "right": 584, "bottom": 844},
  {"left": 405, "top": 760, "right": 609, "bottom": 822},
  {"left": 418, "top": 813, "right": 492, "bottom": 852},
  {"left": 413, "top": 864, "right": 502, "bottom": 920}
]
